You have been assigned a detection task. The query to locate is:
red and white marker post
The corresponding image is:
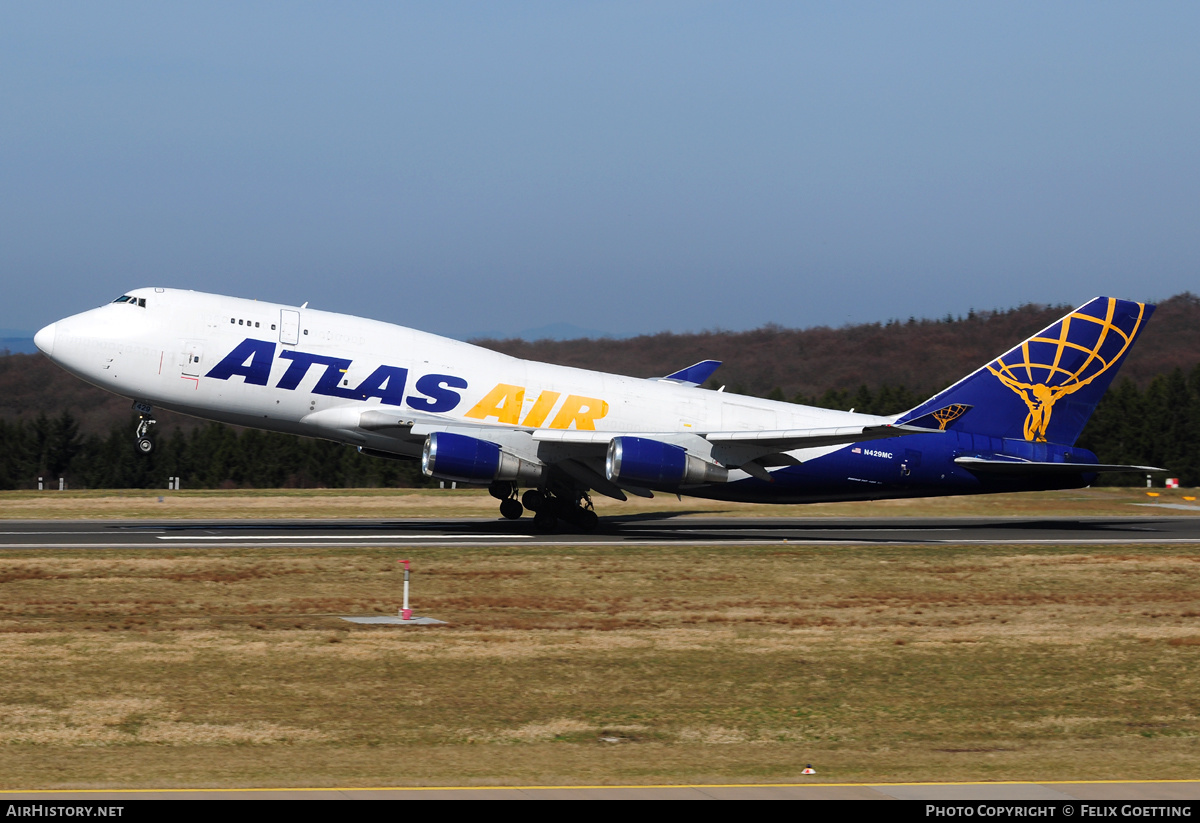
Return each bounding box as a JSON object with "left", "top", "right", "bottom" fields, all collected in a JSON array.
[{"left": 399, "top": 559, "right": 412, "bottom": 621}]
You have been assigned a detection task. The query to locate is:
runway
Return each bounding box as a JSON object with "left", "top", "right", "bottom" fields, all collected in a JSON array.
[{"left": 2, "top": 514, "right": 1200, "bottom": 549}]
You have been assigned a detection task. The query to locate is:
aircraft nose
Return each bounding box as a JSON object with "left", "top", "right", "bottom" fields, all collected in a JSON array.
[{"left": 34, "top": 322, "right": 56, "bottom": 357}]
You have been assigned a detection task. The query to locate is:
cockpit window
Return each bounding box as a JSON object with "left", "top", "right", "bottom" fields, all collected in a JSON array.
[
  {"left": 113, "top": 296, "right": 131, "bottom": 303},
  {"left": 111, "top": 295, "right": 147, "bottom": 307}
]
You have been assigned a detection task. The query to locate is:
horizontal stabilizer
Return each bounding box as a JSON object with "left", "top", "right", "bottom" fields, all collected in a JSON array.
[
  {"left": 904, "top": 403, "right": 972, "bottom": 432},
  {"left": 705, "top": 423, "right": 937, "bottom": 451},
  {"left": 656, "top": 359, "right": 722, "bottom": 386},
  {"left": 955, "top": 457, "right": 1167, "bottom": 475}
]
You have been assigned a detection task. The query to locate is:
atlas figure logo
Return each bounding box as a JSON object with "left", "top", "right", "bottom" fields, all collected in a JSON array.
[
  {"left": 206, "top": 338, "right": 610, "bottom": 430},
  {"left": 986, "top": 298, "right": 1147, "bottom": 442}
]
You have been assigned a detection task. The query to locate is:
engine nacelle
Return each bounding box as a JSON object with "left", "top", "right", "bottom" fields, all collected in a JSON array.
[
  {"left": 605, "top": 436, "right": 728, "bottom": 488},
  {"left": 422, "top": 431, "right": 546, "bottom": 485}
]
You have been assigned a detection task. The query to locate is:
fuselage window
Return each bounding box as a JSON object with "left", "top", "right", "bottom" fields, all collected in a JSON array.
[{"left": 239, "top": 319, "right": 244, "bottom": 325}]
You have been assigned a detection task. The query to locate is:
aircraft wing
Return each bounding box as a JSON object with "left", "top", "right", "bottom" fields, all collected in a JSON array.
[
  {"left": 310, "top": 406, "right": 939, "bottom": 497},
  {"left": 346, "top": 407, "right": 934, "bottom": 454},
  {"left": 954, "top": 457, "right": 1168, "bottom": 474},
  {"left": 702, "top": 423, "right": 934, "bottom": 451},
  {"left": 531, "top": 423, "right": 931, "bottom": 449}
]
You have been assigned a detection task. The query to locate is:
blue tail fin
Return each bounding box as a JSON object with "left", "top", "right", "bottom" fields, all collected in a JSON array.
[{"left": 895, "top": 297, "right": 1154, "bottom": 446}]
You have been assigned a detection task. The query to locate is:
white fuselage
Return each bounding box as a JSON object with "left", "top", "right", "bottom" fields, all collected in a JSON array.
[{"left": 36, "top": 288, "right": 886, "bottom": 468}]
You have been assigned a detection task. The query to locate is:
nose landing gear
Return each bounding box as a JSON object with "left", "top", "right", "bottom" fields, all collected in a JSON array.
[{"left": 135, "top": 415, "right": 156, "bottom": 455}]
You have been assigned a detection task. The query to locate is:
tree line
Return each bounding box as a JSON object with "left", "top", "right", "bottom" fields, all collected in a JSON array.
[
  {"left": 0, "top": 415, "right": 429, "bottom": 491},
  {"left": 2, "top": 365, "right": 1197, "bottom": 490}
]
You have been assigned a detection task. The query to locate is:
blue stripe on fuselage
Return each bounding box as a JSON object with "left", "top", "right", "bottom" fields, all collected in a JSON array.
[{"left": 690, "top": 431, "right": 1099, "bottom": 504}]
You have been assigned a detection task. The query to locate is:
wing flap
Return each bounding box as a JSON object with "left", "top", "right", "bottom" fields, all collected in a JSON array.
[
  {"left": 553, "top": 459, "right": 653, "bottom": 500},
  {"left": 532, "top": 430, "right": 615, "bottom": 444}
]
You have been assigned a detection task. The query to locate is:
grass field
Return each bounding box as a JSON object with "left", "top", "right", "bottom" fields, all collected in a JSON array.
[{"left": 0, "top": 488, "right": 1198, "bottom": 788}]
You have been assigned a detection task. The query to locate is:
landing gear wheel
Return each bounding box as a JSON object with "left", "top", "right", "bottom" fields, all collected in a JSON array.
[
  {"left": 521, "top": 489, "right": 545, "bottom": 512},
  {"left": 533, "top": 508, "right": 558, "bottom": 533},
  {"left": 499, "top": 498, "right": 524, "bottom": 520},
  {"left": 575, "top": 508, "right": 598, "bottom": 532},
  {"left": 134, "top": 413, "right": 157, "bottom": 456},
  {"left": 561, "top": 492, "right": 598, "bottom": 532},
  {"left": 488, "top": 481, "right": 515, "bottom": 501}
]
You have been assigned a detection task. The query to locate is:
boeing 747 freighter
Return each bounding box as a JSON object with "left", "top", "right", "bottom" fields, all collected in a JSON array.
[{"left": 35, "top": 290, "right": 1162, "bottom": 530}]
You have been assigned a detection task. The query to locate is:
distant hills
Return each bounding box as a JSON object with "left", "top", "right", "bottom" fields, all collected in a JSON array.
[
  {"left": 0, "top": 329, "right": 36, "bottom": 355},
  {"left": 466, "top": 322, "right": 622, "bottom": 342},
  {"left": 5, "top": 293, "right": 1198, "bottom": 437},
  {"left": 475, "top": 294, "right": 1200, "bottom": 401},
  {"left": 0, "top": 338, "right": 36, "bottom": 355}
]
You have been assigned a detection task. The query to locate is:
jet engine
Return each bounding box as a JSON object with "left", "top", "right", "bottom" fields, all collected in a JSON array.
[
  {"left": 422, "top": 431, "right": 546, "bottom": 485},
  {"left": 605, "top": 436, "right": 728, "bottom": 487}
]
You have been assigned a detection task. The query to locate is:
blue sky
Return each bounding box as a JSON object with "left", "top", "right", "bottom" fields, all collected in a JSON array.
[{"left": 3, "top": 2, "right": 1198, "bottom": 339}]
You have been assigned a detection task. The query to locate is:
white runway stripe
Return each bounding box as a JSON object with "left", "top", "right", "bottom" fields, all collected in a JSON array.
[{"left": 155, "top": 534, "right": 533, "bottom": 541}]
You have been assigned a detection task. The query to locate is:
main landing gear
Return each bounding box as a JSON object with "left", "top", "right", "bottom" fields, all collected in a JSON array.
[{"left": 487, "top": 482, "right": 598, "bottom": 533}]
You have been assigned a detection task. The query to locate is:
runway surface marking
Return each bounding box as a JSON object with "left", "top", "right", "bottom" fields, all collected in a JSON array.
[
  {"left": 154, "top": 534, "right": 533, "bottom": 541},
  {"left": 673, "top": 527, "right": 961, "bottom": 532},
  {"left": 4, "top": 516, "right": 1200, "bottom": 549}
]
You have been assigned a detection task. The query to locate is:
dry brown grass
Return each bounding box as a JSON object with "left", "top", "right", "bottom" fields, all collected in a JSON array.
[{"left": 0, "top": 539, "right": 1198, "bottom": 788}]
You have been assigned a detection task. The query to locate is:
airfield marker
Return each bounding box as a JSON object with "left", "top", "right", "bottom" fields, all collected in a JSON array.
[
  {"left": 340, "top": 559, "right": 445, "bottom": 625},
  {"left": 399, "top": 559, "right": 412, "bottom": 620}
]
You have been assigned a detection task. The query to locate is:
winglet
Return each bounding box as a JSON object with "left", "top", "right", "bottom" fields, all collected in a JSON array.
[{"left": 656, "top": 360, "right": 722, "bottom": 387}]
